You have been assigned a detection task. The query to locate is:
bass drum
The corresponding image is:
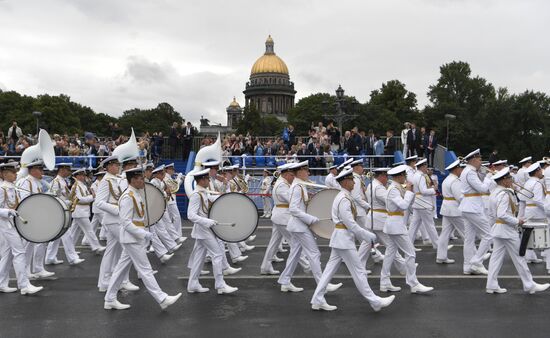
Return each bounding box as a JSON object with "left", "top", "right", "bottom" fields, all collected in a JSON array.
[
  {"left": 138, "top": 182, "right": 167, "bottom": 227},
  {"left": 208, "top": 192, "right": 259, "bottom": 243},
  {"left": 307, "top": 189, "right": 340, "bottom": 239},
  {"left": 15, "top": 194, "right": 72, "bottom": 243}
]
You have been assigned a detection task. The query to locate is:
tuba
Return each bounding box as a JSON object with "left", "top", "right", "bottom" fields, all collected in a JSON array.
[
  {"left": 17, "top": 129, "right": 56, "bottom": 181},
  {"left": 112, "top": 128, "right": 140, "bottom": 163},
  {"left": 184, "top": 133, "right": 222, "bottom": 196}
]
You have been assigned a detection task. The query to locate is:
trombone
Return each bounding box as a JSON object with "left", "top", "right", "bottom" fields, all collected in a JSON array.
[{"left": 512, "top": 182, "right": 535, "bottom": 199}]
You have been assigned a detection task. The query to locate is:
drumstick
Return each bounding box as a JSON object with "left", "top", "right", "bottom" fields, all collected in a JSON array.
[
  {"left": 217, "top": 222, "right": 236, "bottom": 227},
  {"left": 16, "top": 215, "right": 28, "bottom": 224}
]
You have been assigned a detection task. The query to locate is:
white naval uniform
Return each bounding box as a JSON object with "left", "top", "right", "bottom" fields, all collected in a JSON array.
[
  {"left": 351, "top": 173, "right": 370, "bottom": 228},
  {"left": 96, "top": 173, "right": 130, "bottom": 289},
  {"left": 515, "top": 166, "right": 530, "bottom": 218},
  {"left": 431, "top": 173, "right": 439, "bottom": 218},
  {"left": 405, "top": 165, "right": 428, "bottom": 239},
  {"left": 278, "top": 178, "right": 323, "bottom": 286},
  {"left": 70, "top": 180, "right": 102, "bottom": 251},
  {"left": 0, "top": 181, "right": 31, "bottom": 289},
  {"left": 45, "top": 175, "right": 80, "bottom": 264},
  {"left": 459, "top": 164, "right": 493, "bottom": 273},
  {"left": 260, "top": 178, "right": 310, "bottom": 273},
  {"left": 358, "top": 179, "right": 406, "bottom": 272},
  {"left": 150, "top": 177, "right": 178, "bottom": 254},
  {"left": 105, "top": 186, "right": 168, "bottom": 304},
  {"left": 381, "top": 181, "right": 420, "bottom": 288},
  {"left": 437, "top": 173, "right": 465, "bottom": 261},
  {"left": 324, "top": 173, "right": 340, "bottom": 189},
  {"left": 486, "top": 187, "right": 535, "bottom": 291},
  {"left": 260, "top": 176, "right": 273, "bottom": 217},
  {"left": 164, "top": 173, "right": 183, "bottom": 238},
  {"left": 311, "top": 190, "right": 384, "bottom": 309},
  {"left": 90, "top": 178, "right": 105, "bottom": 240},
  {"left": 187, "top": 185, "right": 229, "bottom": 290},
  {"left": 523, "top": 177, "right": 546, "bottom": 264},
  {"left": 544, "top": 167, "right": 550, "bottom": 270},
  {"left": 17, "top": 176, "right": 49, "bottom": 274},
  {"left": 408, "top": 171, "right": 439, "bottom": 249}
]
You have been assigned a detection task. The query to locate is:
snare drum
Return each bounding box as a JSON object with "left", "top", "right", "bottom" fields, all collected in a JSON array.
[
  {"left": 14, "top": 193, "right": 72, "bottom": 243},
  {"left": 525, "top": 222, "right": 550, "bottom": 249}
]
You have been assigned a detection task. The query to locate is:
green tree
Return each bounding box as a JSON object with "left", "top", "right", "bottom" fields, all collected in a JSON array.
[
  {"left": 287, "top": 93, "right": 335, "bottom": 134},
  {"left": 235, "top": 105, "right": 284, "bottom": 135},
  {"left": 118, "top": 102, "right": 183, "bottom": 136}
]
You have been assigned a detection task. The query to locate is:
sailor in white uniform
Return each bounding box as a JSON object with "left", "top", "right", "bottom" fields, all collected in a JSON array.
[
  {"left": 104, "top": 167, "right": 182, "bottom": 310},
  {"left": 164, "top": 163, "right": 186, "bottom": 242},
  {"left": 310, "top": 168, "right": 395, "bottom": 312},
  {"left": 96, "top": 155, "right": 139, "bottom": 293},
  {"left": 324, "top": 165, "right": 340, "bottom": 189},
  {"left": 485, "top": 167, "right": 549, "bottom": 294},
  {"left": 359, "top": 168, "right": 407, "bottom": 278},
  {"left": 408, "top": 158, "right": 440, "bottom": 249},
  {"left": 278, "top": 161, "right": 342, "bottom": 293},
  {"left": 90, "top": 169, "right": 106, "bottom": 241},
  {"left": 260, "top": 169, "right": 274, "bottom": 218},
  {"left": 0, "top": 162, "right": 43, "bottom": 295},
  {"left": 516, "top": 156, "right": 533, "bottom": 219},
  {"left": 45, "top": 163, "right": 83, "bottom": 265},
  {"left": 381, "top": 164, "right": 434, "bottom": 293},
  {"left": 523, "top": 162, "right": 545, "bottom": 264},
  {"left": 17, "top": 160, "right": 55, "bottom": 279},
  {"left": 436, "top": 160, "right": 465, "bottom": 263},
  {"left": 186, "top": 168, "right": 239, "bottom": 295}
]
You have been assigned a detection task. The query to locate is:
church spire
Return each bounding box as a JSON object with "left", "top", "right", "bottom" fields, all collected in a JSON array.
[{"left": 265, "top": 35, "right": 274, "bottom": 54}]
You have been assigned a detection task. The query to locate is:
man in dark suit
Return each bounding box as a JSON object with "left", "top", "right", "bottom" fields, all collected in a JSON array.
[
  {"left": 168, "top": 122, "right": 180, "bottom": 159},
  {"left": 296, "top": 143, "right": 309, "bottom": 163},
  {"left": 182, "top": 121, "right": 195, "bottom": 161},
  {"left": 384, "top": 130, "right": 398, "bottom": 167},
  {"left": 418, "top": 127, "right": 427, "bottom": 158},
  {"left": 425, "top": 130, "right": 438, "bottom": 167},
  {"left": 406, "top": 123, "right": 421, "bottom": 156},
  {"left": 310, "top": 142, "right": 325, "bottom": 175}
]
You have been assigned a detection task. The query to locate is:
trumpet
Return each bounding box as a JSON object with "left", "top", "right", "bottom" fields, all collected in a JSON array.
[
  {"left": 512, "top": 182, "right": 535, "bottom": 199},
  {"left": 298, "top": 180, "right": 329, "bottom": 190}
]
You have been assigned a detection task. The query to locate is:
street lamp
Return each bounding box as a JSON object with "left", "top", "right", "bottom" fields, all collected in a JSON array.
[
  {"left": 323, "top": 85, "right": 358, "bottom": 139},
  {"left": 444, "top": 114, "right": 456, "bottom": 148},
  {"left": 32, "top": 111, "right": 42, "bottom": 135}
]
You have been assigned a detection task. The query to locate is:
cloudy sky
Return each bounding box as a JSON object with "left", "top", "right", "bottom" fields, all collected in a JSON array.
[{"left": 1, "top": 0, "right": 548, "bottom": 125}]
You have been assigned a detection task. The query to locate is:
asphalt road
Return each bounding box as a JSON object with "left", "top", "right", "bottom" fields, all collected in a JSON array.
[{"left": 1, "top": 219, "right": 550, "bottom": 338}]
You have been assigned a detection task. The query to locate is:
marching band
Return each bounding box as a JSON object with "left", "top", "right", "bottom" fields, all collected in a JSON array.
[{"left": 2, "top": 129, "right": 550, "bottom": 315}]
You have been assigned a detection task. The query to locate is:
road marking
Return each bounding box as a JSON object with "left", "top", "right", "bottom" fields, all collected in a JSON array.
[{"left": 177, "top": 274, "right": 550, "bottom": 280}]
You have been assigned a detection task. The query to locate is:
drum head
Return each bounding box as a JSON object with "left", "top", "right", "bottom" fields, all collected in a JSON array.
[
  {"left": 139, "top": 182, "right": 166, "bottom": 226},
  {"left": 15, "top": 194, "right": 68, "bottom": 243},
  {"left": 208, "top": 192, "right": 259, "bottom": 242},
  {"left": 307, "top": 189, "right": 340, "bottom": 239}
]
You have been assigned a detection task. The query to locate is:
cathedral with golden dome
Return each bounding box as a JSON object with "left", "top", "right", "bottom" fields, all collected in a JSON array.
[{"left": 242, "top": 35, "right": 296, "bottom": 121}]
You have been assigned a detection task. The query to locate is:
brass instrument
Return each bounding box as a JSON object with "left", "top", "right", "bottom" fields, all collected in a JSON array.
[
  {"left": 69, "top": 184, "right": 79, "bottom": 213},
  {"left": 299, "top": 180, "right": 329, "bottom": 190},
  {"left": 512, "top": 182, "right": 535, "bottom": 199},
  {"left": 237, "top": 174, "right": 249, "bottom": 193}
]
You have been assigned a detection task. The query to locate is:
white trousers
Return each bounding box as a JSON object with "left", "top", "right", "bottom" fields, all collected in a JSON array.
[
  {"left": 187, "top": 237, "right": 228, "bottom": 290},
  {"left": 105, "top": 239, "right": 167, "bottom": 304},
  {"left": 25, "top": 242, "right": 47, "bottom": 274},
  {"left": 227, "top": 242, "right": 243, "bottom": 260},
  {"left": 381, "top": 233, "right": 419, "bottom": 288},
  {"left": 359, "top": 230, "right": 406, "bottom": 273},
  {"left": 154, "top": 218, "right": 177, "bottom": 251},
  {"left": 45, "top": 225, "right": 80, "bottom": 264},
  {"left": 462, "top": 212, "right": 493, "bottom": 272},
  {"left": 262, "top": 197, "right": 272, "bottom": 216},
  {"left": 0, "top": 226, "right": 30, "bottom": 289},
  {"left": 311, "top": 248, "right": 382, "bottom": 309},
  {"left": 437, "top": 216, "right": 465, "bottom": 260},
  {"left": 487, "top": 237, "right": 535, "bottom": 291},
  {"left": 72, "top": 217, "right": 102, "bottom": 251},
  {"left": 150, "top": 228, "right": 169, "bottom": 258},
  {"left": 409, "top": 209, "right": 439, "bottom": 249},
  {"left": 97, "top": 223, "right": 129, "bottom": 289},
  {"left": 167, "top": 203, "right": 183, "bottom": 238},
  {"left": 261, "top": 223, "right": 310, "bottom": 272},
  {"left": 161, "top": 210, "right": 180, "bottom": 241},
  {"left": 278, "top": 231, "right": 322, "bottom": 285}
]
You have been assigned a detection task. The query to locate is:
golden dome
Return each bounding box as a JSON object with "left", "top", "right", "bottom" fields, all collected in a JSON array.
[
  {"left": 250, "top": 35, "right": 289, "bottom": 75},
  {"left": 229, "top": 97, "right": 240, "bottom": 108}
]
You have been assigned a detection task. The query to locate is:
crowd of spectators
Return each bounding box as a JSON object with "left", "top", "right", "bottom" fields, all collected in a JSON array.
[{"left": 2, "top": 119, "right": 440, "bottom": 171}]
